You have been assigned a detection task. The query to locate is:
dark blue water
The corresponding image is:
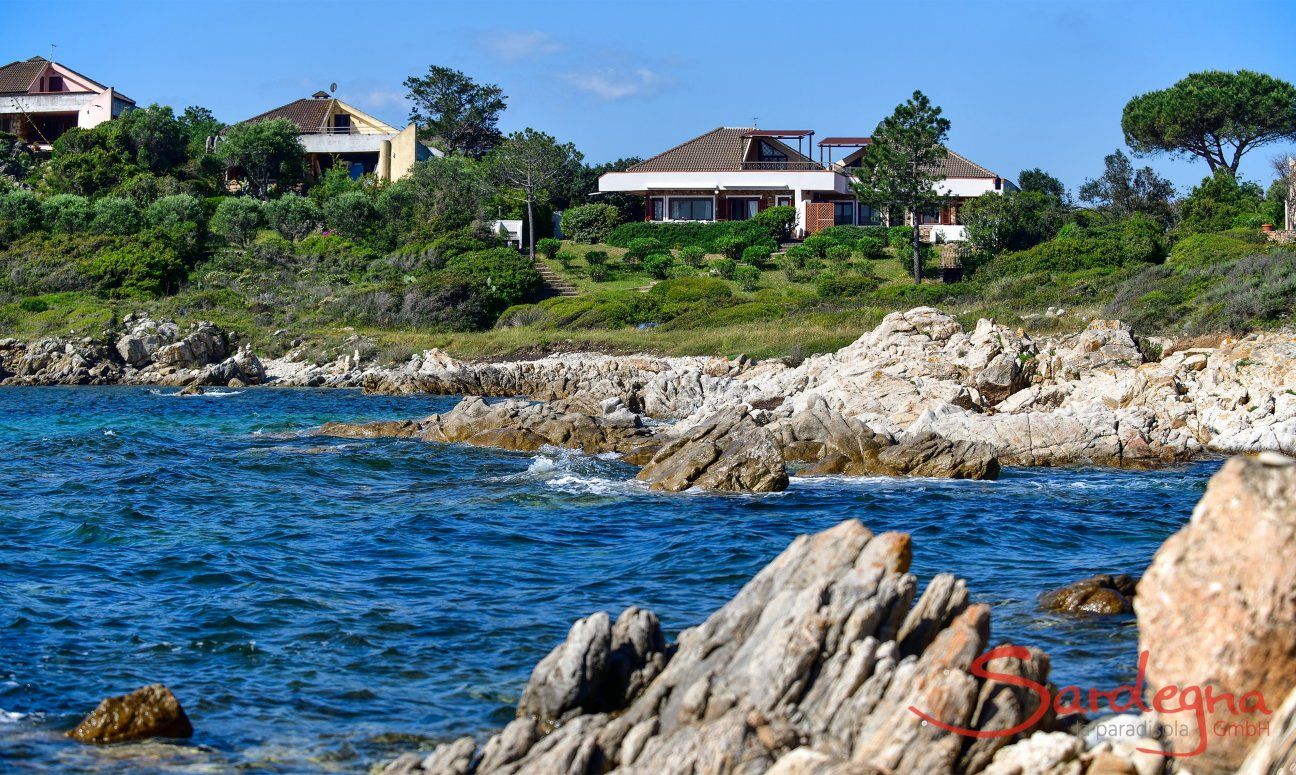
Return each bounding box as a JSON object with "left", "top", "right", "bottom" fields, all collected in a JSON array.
[{"left": 0, "top": 387, "right": 1216, "bottom": 772}]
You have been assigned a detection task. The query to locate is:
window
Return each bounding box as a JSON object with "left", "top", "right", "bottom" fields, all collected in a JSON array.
[
  {"left": 857, "top": 204, "right": 882, "bottom": 225},
  {"left": 727, "top": 198, "right": 758, "bottom": 221},
  {"left": 332, "top": 114, "right": 352, "bottom": 133},
  {"left": 669, "top": 198, "right": 713, "bottom": 221},
  {"left": 757, "top": 140, "right": 787, "bottom": 163},
  {"left": 918, "top": 208, "right": 940, "bottom": 225},
  {"left": 648, "top": 197, "right": 665, "bottom": 221},
  {"left": 775, "top": 195, "right": 792, "bottom": 208},
  {"left": 833, "top": 201, "right": 854, "bottom": 226},
  {"left": 46, "top": 75, "right": 64, "bottom": 92}
]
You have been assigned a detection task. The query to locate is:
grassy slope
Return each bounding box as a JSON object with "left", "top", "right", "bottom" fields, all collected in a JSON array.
[{"left": 1, "top": 238, "right": 1098, "bottom": 364}]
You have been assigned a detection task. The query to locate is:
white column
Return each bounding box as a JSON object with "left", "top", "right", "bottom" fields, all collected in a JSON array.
[{"left": 794, "top": 189, "right": 805, "bottom": 237}]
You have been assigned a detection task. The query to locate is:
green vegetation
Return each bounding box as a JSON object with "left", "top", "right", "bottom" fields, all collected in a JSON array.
[{"left": 1, "top": 66, "right": 1295, "bottom": 363}]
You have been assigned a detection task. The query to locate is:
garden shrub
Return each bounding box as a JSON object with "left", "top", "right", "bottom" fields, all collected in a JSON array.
[
  {"left": 815, "top": 272, "right": 882, "bottom": 299},
  {"left": 782, "top": 244, "right": 812, "bottom": 269},
  {"left": 717, "top": 234, "right": 747, "bottom": 260},
  {"left": 19, "top": 297, "right": 49, "bottom": 312},
  {"left": 679, "top": 245, "right": 706, "bottom": 267},
  {"left": 626, "top": 237, "right": 664, "bottom": 263},
  {"left": 81, "top": 239, "right": 184, "bottom": 296},
  {"left": 802, "top": 233, "right": 831, "bottom": 258},
  {"left": 857, "top": 235, "right": 887, "bottom": 258},
  {"left": 887, "top": 225, "right": 914, "bottom": 250},
  {"left": 584, "top": 249, "right": 609, "bottom": 266},
  {"left": 536, "top": 237, "right": 562, "bottom": 259},
  {"left": 711, "top": 258, "right": 737, "bottom": 280},
  {"left": 733, "top": 263, "right": 761, "bottom": 291},
  {"left": 1167, "top": 232, "right": 1264, "bottom": 269},
  {"left": 742, "top": 244, "right": 773, "bottom": 265},
  {"left": 561, "top": 204, "right": 620, "bottom": 244},
  {"left": 556, "top": 251, "right": 576, "bottom": 269},
  {"left": 90, "top": 196, "right": 143, "bottom": 236},
  {"left": 752, "top": 205, "right": 796, "bottom": 238},
  {"left": 43, "top": 194, "right": 91, "bottom": 234},
  {"left": 648, "top": 276, "right": 733, "bottom": 306},
  {"left": 146, "top": 193, "right": 203, "bottom": 232},
  {"left": 826, "top": 245, "right": 852, "bottom": 263},
  {"left": 445, "top": 247, "right": 541, "bottom": 310},
  {"left": 643, "top": 252, "right": 674, "bottom": 279},
  {"left": 608, "top": 220, "right": 768, "bottom": 253},
  {"left": 665, "top": 264, "right": 696, "bottom": 278}
]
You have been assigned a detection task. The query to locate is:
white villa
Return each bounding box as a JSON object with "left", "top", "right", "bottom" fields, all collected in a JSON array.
[
  {"left": 0, "top": 56, "right": 134, "bottom": 151},
  {"left": 230, "top": 91, "right": 439, "bottom": 182},
  {"left": 598, "top": 127, "right": 1017, "bottom": 241}
]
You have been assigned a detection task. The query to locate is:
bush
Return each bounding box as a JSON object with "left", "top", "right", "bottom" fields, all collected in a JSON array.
[
  {"left": 556, "top": 251, "right": 576, "bottom": 269},
  {"left": 815, "top": 272, "right": 882, "bottom": 299},
  {"left": 961, "top": 190, "right": 1066, "bottom": 254},
  {"left": 43, "top": 194, "right": 91, "bottom": 234},
  {"left": 980, "top": 216, "right": 1167, "bottom": 278},
  {"left": 1167, "top": 232, "right": 1264, "bottom": 269},
  {"left": 711, "top": 258, "right": 737, "bottom": 279},
  {"left": 445, "top": 247, "right": 541, "bottom": 310},
  {"left": 608, "top": 220, "right": 769, "bottom": 253},
  {"left": 679, "top": 245, "right": 706, "bottom": 267},
  {"left": 19, "top": 297, "right": 49, "bottom": 312},
  {"left": 323, "top": 191, "right": 377, "bottom": 241},
  {"left": 587, "top": 263, "right": 610, "bottom": 282},
  {"left": 584, "top": 249, "right": 609, "bottom": 266},
  {"left": 211, "top": 197, "right": 264, "bottom": 248},
  {"left": 802, "top": 233, "right": 832, "bottom": 258},
  {"left": 826, "top": 245, "right": 852, "bottom": 263},
  {"left": 887, "top": 225, "right": 914, "bottom": 250},
  {"left": 752, "top": 205, "right": 796, "bottom": 237},
  {"left": 146, "top": 193, "right": 203, "bottom": 231},
  {"left": 626, "top": 237, "right": 664, "bottom": 263},
  {"left": 733, "top": 263, "right": 761, "bottom": 291},
  {"left": 857, "top": 235, "right": 887, "bottom": 258},
  {"left": 266, "top": 193, "right": 323, "bottom": 243},
  {"left": 717, "top": 234, "right": 747, "bottom": 260},
  {"left": 90, "top": 196, "right": 143, "bottom": 236},
  {"left": 648, "top": 275, "right": 734, "bottom": 305},
  {"left": 742, "top": 244, "right": 773, "bottom": 266},
  {"left": 81, "top": 239, "right": 184, "bottom": 296},
  {"left": 665, "top": 264, "right": 696, "bottom": 279},
  {"left": 1176, "top": 169, "right": 1265, "bottom": 235},
  {"left": 0, "top": 190, "right": 42, "bottom": 237},
  {"left": 642, "top": 252, "right": 674, "bottom": 279},
  {"left": 782, "top": 244, "right": 812, "bottom": 269},
  {"left": 562, "top": 203, "right": 620, "bottom": 243},
  {"left": 536, "top": 237, "right": 562, "bottom": 259}
]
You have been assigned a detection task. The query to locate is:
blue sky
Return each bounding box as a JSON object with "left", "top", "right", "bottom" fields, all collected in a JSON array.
[{"left": 3, "top": 0, "right": 1294, "bottom": 194}]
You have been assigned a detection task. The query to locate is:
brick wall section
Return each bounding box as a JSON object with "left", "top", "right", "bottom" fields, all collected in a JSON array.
[{"left": 805, "top": 202, "right": 835, "bottom": 234}]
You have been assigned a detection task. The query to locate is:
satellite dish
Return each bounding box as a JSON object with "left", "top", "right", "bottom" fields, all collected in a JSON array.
[{"left": 330, "top": 82, "right": 337, "bottom": 94}]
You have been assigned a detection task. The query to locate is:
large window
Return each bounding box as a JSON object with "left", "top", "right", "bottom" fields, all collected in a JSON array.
[
  {"left": 833, "top": 201, "right": 854, "bottom": 226},
  {"left": 669, "top": 198, "right": 713, "bottom": 221},
  {"left": 332, "top": 114, "right": 352, "bottom": 133},
  {"left": 918, "top": 208, "right": 941, "bottom": 225},
  {"left": 857, "top": 204, "right": 882, "bottom": 226},
  {"left": 758, "top": 140, "right": 787, "bottom": 163}
]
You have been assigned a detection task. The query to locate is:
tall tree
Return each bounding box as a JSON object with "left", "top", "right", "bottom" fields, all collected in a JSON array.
[
  {"left": 404, "top": 66, "right": 508, "bottom": 157},
  {"left": 851, "top": 90, "right": 951, "bottom": 284},
  {"left": 1078, "top": 149, "right": 1176, "bottom": 228},
  {"left": 215, "top": 118, "right": 306, "bottom": 199},
  {"left": 1122, "top": 70, "right": 1296, "bottom": 175},
  {"left": 491, "top": 129, "right": 581, "bottom": 258},
  {"left": 1017, "top": 168, "right": 1067, "bottom": 202},
  {"left": 177, "top": 106, "right": 225, "bottom": 154}
]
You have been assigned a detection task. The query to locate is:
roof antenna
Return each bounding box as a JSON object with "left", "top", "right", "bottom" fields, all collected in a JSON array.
[
  {"left": 49, "top": 43, "right": 57, "bottom": 61},
  {"left": 752, "top": 116, "right": 759, "bottom": 128},
  {"left": 330, "top": 82, "right": 337, "bottom": 94}
]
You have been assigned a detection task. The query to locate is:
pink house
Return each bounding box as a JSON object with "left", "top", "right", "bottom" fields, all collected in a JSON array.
[{"left": 0, "top": 56, "right": 134, "bottom": 151}]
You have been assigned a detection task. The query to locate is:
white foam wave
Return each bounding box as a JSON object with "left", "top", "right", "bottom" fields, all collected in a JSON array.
[
  {"left": 511, "top": 445, "right": 640, "bottom": 496},
  {"left": 0, "top": 709, "right": 28, "bottom": 723}
]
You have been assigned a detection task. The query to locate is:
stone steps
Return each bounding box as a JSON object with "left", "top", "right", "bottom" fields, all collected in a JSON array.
[{"left": 534, "top": 259, "right": 581, "bottom": 297}]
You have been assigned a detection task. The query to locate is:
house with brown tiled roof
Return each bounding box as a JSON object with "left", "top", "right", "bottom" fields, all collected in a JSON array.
[
  {"left": 599, "top": 126, "right": 1016, "bottom": 241},
  {"left": 0, "top": 56, "right": 134, "bottom": 151},
  {"left": 227, "top": 91, "right": 439, "bottom": 182}
]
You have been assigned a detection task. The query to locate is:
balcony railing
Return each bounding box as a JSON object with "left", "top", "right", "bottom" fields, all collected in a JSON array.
[
  {"left": 739, "top": 160, "right": 824, "bottom": 171},
  {"left": 313, "top": 126, "right": 357, "bottom": 135}
]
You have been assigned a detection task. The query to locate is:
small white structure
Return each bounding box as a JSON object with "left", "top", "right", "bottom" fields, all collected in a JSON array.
[
  {"left": 599, "top": 126, "right": 1016, "bottom": 241},
  {"left": 488, "top": 219, "right": 524, "bottom": 248}
]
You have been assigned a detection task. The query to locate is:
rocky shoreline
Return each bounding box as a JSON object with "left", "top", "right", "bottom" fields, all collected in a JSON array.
[
  {"left": 376, "top": 453, "right": 1296, "bottom": 775},
  {"left": 6, "top": 306, "right": 1294, "bottom": 491}
]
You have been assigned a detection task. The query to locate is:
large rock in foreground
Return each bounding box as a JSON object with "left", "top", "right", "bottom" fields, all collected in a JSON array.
[
  {"left": 67, "top": 684, "right": 194, "bottom": 744},
  {"left": 386, "top": 521, "right": 1057, "bottom": 774},
  {"left": 1136, "top": 453, "right": 1296, "bottom": 772}
]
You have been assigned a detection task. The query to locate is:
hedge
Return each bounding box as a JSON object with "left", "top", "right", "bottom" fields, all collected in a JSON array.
[{"left": 607, "top": 220, "right": 772, "bottom": 252}]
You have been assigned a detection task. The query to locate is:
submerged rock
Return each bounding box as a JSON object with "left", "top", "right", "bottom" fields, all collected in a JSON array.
[
  {"left": 1040, "top": 574, "right": 1137, "bottom": 616},
  {"left": 67, "top": 684, "right": 193, "bottom": 744},
  {"left": 1136, "top": 453, "right": 1296, "bottom": 771}
]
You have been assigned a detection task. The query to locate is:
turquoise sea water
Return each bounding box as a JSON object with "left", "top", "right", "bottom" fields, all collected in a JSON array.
[{"left": 0, "top": 387, "right": 1216, "bottom": 772}]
